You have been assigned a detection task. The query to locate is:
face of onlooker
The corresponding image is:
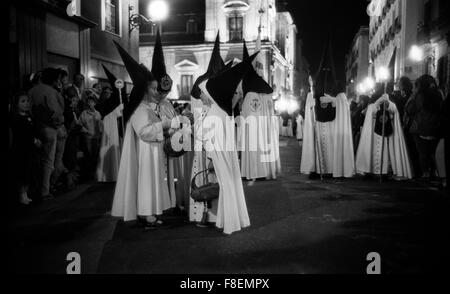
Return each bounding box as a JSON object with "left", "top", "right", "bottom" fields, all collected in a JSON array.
[
  {"left": 17, "top": 95, "right": 31, "bottom": 114},
  {"left": 74, "top": 74, "right": 85, "bottom": 88},
  {"left": 87, "top": 99, "right": 96, "bottom": 111},
  {"left": 94, "top": 84, "right": 102, "bottom": 93},
  {"left": 103, "top": 88, "right": 112, "bottom": 99},
  {"left": 60, "top": 75, "right": 69, "bottom": 89}
]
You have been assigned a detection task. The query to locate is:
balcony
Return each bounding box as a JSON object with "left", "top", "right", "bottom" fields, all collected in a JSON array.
[{"left": 223, "top": 0, "right": 250, "bottom": 15}]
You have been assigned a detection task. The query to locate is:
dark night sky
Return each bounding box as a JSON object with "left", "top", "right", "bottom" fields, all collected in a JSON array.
[{"left": 285, "top": 0, "right": 369, "bottom": 82}]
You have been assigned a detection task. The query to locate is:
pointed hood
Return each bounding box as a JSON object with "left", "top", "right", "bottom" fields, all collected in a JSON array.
[
  {"left": 243, "top": 40, "right": 250, "bottom": 61},
  {"left": 97, "top": 65, "right": 128, "bottom": 118},
  {"left": 113, "top": 40, "right": 153, "bottom": 86},
  {"left": 113, "top": 41, "right": 155, "bottom": 123},
  {"left": 151, "top": 30, "right": 173, "bottom": 94},
  {"left": 241, "top": 41, "right": 273, "bottom": 96},
  {"left": 202, "top": 52, "right": 259, "bottom": 116},
  {"left": 191, "top": 32, "right": 226, "bottom": 99}
]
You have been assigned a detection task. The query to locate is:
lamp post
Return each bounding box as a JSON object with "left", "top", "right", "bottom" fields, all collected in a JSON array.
[{"left": 129, "top": 0, "right": 169, "bottom": 34}]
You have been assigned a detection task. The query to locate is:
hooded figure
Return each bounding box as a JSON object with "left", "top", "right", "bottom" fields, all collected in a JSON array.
[
  {"left": 239, "top": 41, "right": 280, "bottom": 181},
  {"left": 149, "top": 32, "right": 189, "bottom": 212},
  {"left": 96, "top": 65, "right": 127, "bottom": 182},
  {"left": 356, "top": 93, "right": 413, "bottom": 179},
  {"left": 190, "top": 32, "right": 227, "bottom": 223},
  {"left": 194, "top": 52, "right": 258, "bottom": 235},
  {"left": 300, "top": 78, "right": 355, "bottom": 178},
  {"left": 111, "top": 41, "right": 173, "bottom": 226}
]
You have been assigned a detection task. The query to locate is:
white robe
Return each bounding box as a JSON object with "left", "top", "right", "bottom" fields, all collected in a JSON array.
[
  {"left": 111, "top": 103, "right": 172, "bottom": 220},
  {"left": 198, "top": 103, "right": 250, "bottom": 234},
  {"left": 300, "top": 92, "right": 355, "bottom": 178},
  {"left": 356, "top": 102, "right": 413, "bottom": 179},
  {"left": 189, "top": 98, "right": 218, "bottom": 223},
  {"left": 96, "top": 105, "right": 123, "bottom": 182},
  {"left": 240, "top": 92, "right": 269, "bottom": 180}
]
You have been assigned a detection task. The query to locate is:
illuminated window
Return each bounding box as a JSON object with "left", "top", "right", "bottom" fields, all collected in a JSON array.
[
  {"left": 180, "top": 75, "right": 193, "bottom": 96},
  {"left": 228, "top": 16, "right": 243, "bottom": 41}
]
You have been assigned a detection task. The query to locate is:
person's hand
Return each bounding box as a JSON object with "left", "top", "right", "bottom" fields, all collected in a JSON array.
[
  {"left": 161, "top": 116, "right": 172, "bottom": 130},
  {"left": 320, "top": 95, "right": 333, "bottom": 104}
]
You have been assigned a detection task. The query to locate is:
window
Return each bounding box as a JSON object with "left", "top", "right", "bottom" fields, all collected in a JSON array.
[
  {"left": 187, "top": 19, "right": 198, "bottom": 34},
  {"left": 180, "top": 75, "right": 193, "bottom": 96},
  {"left": 228, "top": 16, "right": 243, "bottom": 42},
  {"left": 103, "top": 0, "right": 121, "bottom": 35}
]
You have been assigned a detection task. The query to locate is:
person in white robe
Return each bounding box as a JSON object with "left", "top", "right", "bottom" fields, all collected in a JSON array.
[
  {"left": 189, "top": 32, "right": 225, "bottom": 223},
  {"left": 356, "top": 94, "right": 413, "bottom": 179},
  {"left": 193, "top": 54, "right": 257, "bottom": 235},
  {"left": 301, "top": 79, "right": 355, "bottom": 178},
  {"left": 96, "top": 65, "right": 126, "bottom": 183},
  {"left": 151, "top": 31, "right": 188, "bottom": 213}
]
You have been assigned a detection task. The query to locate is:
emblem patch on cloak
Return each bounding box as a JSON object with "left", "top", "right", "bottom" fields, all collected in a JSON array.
[
  {"left": 160, "top": 75, "right": 173, "bottom": 91},
  {"left": 250, "top": 98, "right": 261, "bottom": 112}
]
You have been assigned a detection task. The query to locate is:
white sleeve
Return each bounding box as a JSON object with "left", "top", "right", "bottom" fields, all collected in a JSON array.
[{"left": 131, "top": 107, "right": 164, "bottom": 143}]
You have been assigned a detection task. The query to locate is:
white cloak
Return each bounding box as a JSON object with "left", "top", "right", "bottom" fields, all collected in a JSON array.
[
  {"left": 198, "top": 102, "right": 250, "bottom": 235},
  {"left": 189, "top": 98, "right": 218, "bottom": 223},
  {"left": 240, "top": 92, "right": 269, "bottom": 180},
  {"left": 111, "top": 103, "right": 172, "bottom": 220},
  {"left": 300, "top": 92, "right": 355, "bottom": 178},
  {"left": 96, "top": 104, "right": 122, "bottom": 182},
  {"left": 355, "top": 102, "right": 413, "bottom": 179}
]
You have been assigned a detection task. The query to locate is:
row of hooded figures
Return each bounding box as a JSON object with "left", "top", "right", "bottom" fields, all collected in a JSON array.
[
  {"left": 97, "top": 31, "right": 414, "bottom": 236},
  {"left": 300, "top": 76, "right": 413, "bottom": 181}
]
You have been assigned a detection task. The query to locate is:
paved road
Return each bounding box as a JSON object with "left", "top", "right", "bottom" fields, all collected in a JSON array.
[{"left": 7, "top": 137, "right": 450, "bottom": 274}]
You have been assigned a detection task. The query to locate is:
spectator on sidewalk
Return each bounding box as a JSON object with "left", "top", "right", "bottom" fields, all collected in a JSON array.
[
  {"left": 63, "top": 87, "right": 83, "bottom": 189},
  {"left": 29, "top": 68, "right": 65, "bottom": 200},
  {"left": 10, "top": 92, "right": 42, "bottom": 205},
  {"left": 80, "top": 96, "right": 103, "bottom": 179}
]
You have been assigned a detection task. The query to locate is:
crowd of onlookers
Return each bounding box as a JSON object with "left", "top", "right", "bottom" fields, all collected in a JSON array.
[{"left": 8, "top": 68, "right": 111, "bottom": 206}]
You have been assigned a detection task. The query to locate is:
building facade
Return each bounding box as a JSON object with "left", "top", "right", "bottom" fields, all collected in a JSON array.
[
  {"left": 416, "top": 0, "right": 450, "bottom": 94},
  {"left": 8, "top": 0, "right": 139, "bottom": 95},
  {"left": 139, "top": 0, "right": 298, "bottom": 101},
  {"left": 346, "top": 27, "right": 370, "bottom": 98},
  {"left": 368, "top": 0, "right": 421, "bottom": 84}
]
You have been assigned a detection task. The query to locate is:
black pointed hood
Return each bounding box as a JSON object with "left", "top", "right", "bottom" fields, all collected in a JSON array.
[
  {"left": 243, "top": 40, "right": 250, "bottom": 61},
  {"left": 113, "top": 40, "right": 153, "bottom": 86},
  {"left": 241, "top": 41, "right": 273, "bottom": 96},
  {"left": 151, "top": 30, "right": 173, "bottom": 94},
  {"left": 113, "top": 41, "right": 155, "bottom": 123},
  {"left": 191, "top": 32, "right": 225, "bottom": 99},
  {"left": 204, "top": 52, "right": 259, "bottom": 116}
]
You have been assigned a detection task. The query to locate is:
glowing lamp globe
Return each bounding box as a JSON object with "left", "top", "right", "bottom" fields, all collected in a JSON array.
[
  {"left": 409, "top": 45, "right": 423, "bottom": 62},
  {"left": 148, "top": 0, "right": 169, "bottom": 22}
]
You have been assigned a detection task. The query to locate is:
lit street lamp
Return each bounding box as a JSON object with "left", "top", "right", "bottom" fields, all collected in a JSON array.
[
  {"left": 129, "top": 0, "right": 169, "bottom": 33},
  {"left": 409, "top": 45, "right": 423, "bottom": 62}
]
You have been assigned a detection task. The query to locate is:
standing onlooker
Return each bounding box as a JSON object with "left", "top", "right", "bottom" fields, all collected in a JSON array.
[
  {"left": 63, "top": 87, "right": 83, "bottom": 189},
  {"left": 80, "top": 96, "right": 103, "bottom": 178},
  {"left": 405, "top": 75, "right": 444, "bottom": 179},
  {"left": 400, "top": 76, "right": 421, "bottom": 177},
  {"left": 10, "top": 92, "right": 42, "bottom": 205},
  {"left": 29, "top": 68, "right": 65, "bottom": 199},
  {"left": 51, "top": 70, "right": 69, "bottom": 191}
]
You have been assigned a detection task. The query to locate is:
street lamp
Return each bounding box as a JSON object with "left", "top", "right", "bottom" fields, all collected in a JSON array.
[
  {"left": 363, "top": 77, "right": 375, "bottom": 92},
  {"left": 376, "top": 66, "right": 390, "bottom": 82},
  {"left": 148, "top": 0, "right": 169, "bottom": 22},
  {"left": 129, "top": 0, "right": 169, "bottom": 33},
  {"left": 409, "top": 45, "right": 423, "bottom": 62}
]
